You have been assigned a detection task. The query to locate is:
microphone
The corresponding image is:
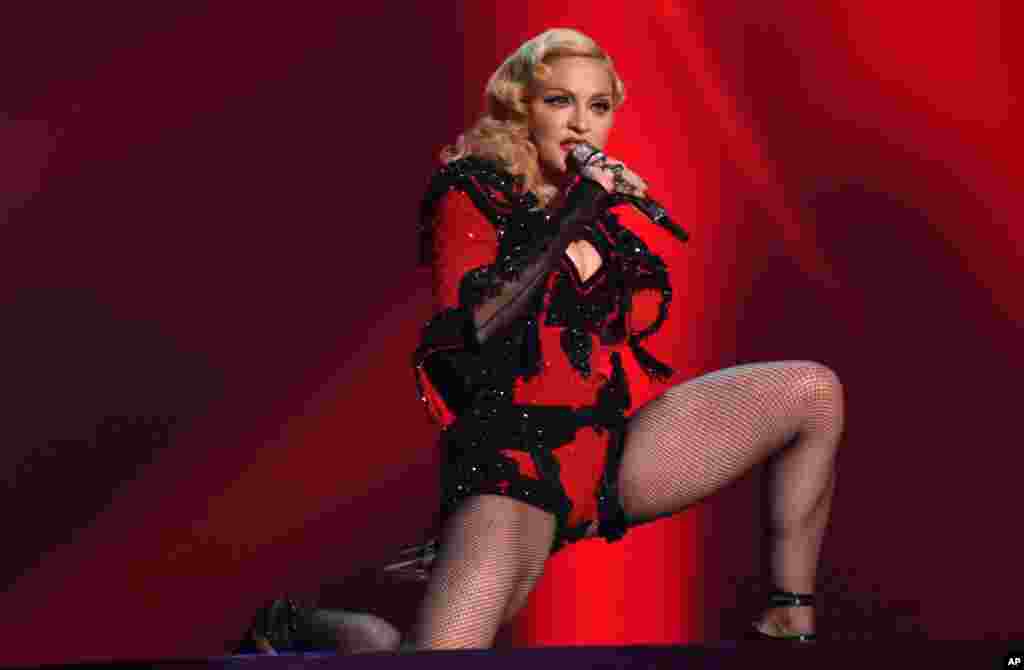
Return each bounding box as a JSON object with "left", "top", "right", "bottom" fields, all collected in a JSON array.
[{"left": 566, "top": 142, "right": 606, "bottom": 174}]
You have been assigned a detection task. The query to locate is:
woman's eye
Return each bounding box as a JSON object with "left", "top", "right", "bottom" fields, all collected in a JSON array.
[
  {"left": 593, "top": 101, "right": 612, "bottom": 113},
  {"left": 544, "top": 95, "right": 570, "bottom": 106}
]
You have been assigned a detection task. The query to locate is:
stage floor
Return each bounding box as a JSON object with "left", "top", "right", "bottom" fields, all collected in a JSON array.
[{"left": 13, "top": 643, "right": 1022, "bottom": 670}]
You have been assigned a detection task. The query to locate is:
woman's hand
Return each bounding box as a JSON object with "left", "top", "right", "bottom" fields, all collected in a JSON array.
[{"left": 570, "top": 145, "right": 647, "bottom": 198}]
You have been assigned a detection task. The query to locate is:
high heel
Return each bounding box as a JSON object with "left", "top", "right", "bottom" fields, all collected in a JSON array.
[
  {"left": 379, "top": 538, "right": 438, "bottom": 582},
  {"left": 744, "top": 590, "right": 817, "bottom": 643},
  {"left": 233, "top": 599, "right": 401, "bottom": 654},
  {"left": 234, "top": 598, "right": 313, "bottom": 654},
  {"left": 232, "top": 540, "right": 436, "bottom": 655}
]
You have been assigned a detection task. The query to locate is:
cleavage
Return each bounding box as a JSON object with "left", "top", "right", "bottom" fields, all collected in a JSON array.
[{"left": 564, "top": 239, "right": 604, "bottom": 285}]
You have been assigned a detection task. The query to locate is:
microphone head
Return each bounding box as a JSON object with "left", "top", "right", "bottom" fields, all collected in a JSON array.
[{"left": 566, "top": 142, "right": 603, "bottom": 173}]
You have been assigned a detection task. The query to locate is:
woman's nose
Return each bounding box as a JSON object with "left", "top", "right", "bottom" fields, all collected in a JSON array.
[{"left": 568, "top": 106, "right": 590, "bottom": 133}]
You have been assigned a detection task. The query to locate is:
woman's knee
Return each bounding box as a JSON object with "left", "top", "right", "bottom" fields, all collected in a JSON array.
[
  {"left": 789, "top": 361, "right": 843, "bottom": 406},
  {"left": 788, "top": 361, "right": 845, "bottom": 438}
]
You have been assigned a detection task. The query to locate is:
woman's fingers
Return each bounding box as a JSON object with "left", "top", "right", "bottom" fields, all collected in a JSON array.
[
  {"left": 581, "top": 162, "right": 617, "bottom": 192},
  {"left": 601, "top": 158, "right": 647, "bottom": 197},
  {"left": 578, "top": 153, "right": 648, "bottom": 198},
  {"left": 619, "top": 166, "right": 647, "bottom": 197}
]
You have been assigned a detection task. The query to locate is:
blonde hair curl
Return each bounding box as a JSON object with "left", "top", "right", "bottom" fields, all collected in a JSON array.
[{"left": 441, "top": 28, "right": 625, "bottom": 208}]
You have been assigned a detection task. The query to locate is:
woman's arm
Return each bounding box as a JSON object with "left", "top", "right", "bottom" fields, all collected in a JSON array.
[
  {"left": 414, "top": 174, "right": 609, "bottom": 425},
  {"left": 469, "top": 177, "right": 607, "bottom": 346},
  {"left": 416, "top": 145, "right": 626, "bottom": 424}
]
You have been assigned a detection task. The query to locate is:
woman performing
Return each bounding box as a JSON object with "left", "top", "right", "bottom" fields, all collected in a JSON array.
[{"left": 301, "top": 27, "right": 844, "bottom": 653}]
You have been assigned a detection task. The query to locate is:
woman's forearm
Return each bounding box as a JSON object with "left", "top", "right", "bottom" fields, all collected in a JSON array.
[{"left": 470, "top": 178, "right": 608, "bottom": 346}]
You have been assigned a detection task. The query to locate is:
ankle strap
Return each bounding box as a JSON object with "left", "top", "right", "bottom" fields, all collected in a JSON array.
[{"left": 768, "top": 590, "right": 815, "bottom": 607}]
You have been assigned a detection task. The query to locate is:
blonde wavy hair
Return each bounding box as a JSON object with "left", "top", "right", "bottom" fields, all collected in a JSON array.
[{"left": 441, "top": 28, "right": 626, "bottom": 207}]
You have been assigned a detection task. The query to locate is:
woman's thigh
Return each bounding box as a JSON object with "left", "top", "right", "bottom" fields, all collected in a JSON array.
[
  {"left": 616, "top": 361, "right": 842, "bottom": 526},
  {"left": 411, "top": 494, "right": 556, "bottom": 649}
]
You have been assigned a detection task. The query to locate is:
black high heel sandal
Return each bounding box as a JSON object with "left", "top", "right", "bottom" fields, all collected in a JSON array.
[
  {"left": 745, "top": 590, "right": 817, "bottom": 643},
  {"left": 234, "top": 598, "right": 317, "bottom": 654}
]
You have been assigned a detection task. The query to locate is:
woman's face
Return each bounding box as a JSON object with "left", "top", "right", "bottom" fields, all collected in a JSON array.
[{"left": 526, "top": 56, "right": 615, "bottom": 188}]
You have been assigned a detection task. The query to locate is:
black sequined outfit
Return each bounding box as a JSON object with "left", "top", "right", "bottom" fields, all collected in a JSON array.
[{"left": 414, "top": 157, "right": 689, "bottom": 553}]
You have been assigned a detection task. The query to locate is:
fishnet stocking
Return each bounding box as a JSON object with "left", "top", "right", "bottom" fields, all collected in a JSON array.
[
  {"left": 620, "top": 361, "right": 844, "bottom": 609},
  {"left": 404, "top": 494, "right": 556, "bottom": 650},
  {"left": 405, "top": 361, "right": 842, "bottom": 648}
]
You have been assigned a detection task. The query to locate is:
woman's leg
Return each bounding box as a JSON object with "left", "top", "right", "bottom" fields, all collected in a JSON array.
[
  {"left": 311, "top": 610, "right": 402, "bottom": 654},
  {"left": 405, "top": 494, "right": 557, "bottom": 650},
  {"left": 618, "top": 361, "right": 844, "bottom": 635}
]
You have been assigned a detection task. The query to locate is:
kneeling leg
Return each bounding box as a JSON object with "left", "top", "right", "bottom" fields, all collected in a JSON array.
[{"left": 406, "top": 495, "right": 556, "bottom": 650}]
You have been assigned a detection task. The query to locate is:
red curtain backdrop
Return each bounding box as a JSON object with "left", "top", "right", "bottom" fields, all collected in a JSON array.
[{"left": 0, "top": 2, "right": 1019, "bottom": 664}]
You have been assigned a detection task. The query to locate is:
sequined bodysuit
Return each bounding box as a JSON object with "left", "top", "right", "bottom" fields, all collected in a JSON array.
[{"left": 414, "top": 157, "right": 689, "bottom": 553}]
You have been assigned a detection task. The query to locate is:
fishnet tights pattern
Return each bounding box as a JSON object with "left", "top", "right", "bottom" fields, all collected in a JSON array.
[
  {"left": 405, "top": 361, "right": 843, "bottom": 649},
  {"left": 404, "top": 495, "right": 556, "bottom": 650},
  {"left": 621, "top": 361, "right": 844, "bottom": 597}
]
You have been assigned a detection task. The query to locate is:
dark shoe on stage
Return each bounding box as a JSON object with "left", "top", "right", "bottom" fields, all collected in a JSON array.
[
  {"left": 744, "top": 590, "right": 817, "bottom": 643},
  {"left": 234, "top": 598, "right": 401, "bottom": 655},
  {"left": 232, "top": 539, "right": 435, "bottom": 655},
  {"left": 233, "top": 598, "right": 337, "bottom": 654},
  {"left": 234, "top": 598, "right": 302, "bottom": 654}
]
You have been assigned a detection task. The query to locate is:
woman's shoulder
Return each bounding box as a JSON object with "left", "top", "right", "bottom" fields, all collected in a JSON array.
[
  {"left": 421, "top": 156, "right": 539, "bottom": 219},
  {"left": 426, "top": 155, "right": 516, "bottom": 191},
  {"left": 418, "top": 156, "right": 538, "bottom": 266}
]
